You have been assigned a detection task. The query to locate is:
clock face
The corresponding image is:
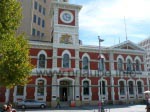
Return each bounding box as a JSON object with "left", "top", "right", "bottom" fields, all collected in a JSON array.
[{"left": 60, "top": 10, "right": 74, "bottom": 23}]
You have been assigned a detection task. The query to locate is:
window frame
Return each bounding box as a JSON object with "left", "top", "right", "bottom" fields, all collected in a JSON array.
[
  {"left": 82, "top": 57, "right": 89, "bottom": 70},
  {"left": 16, "top": 85, "right": 24, "bottom": 96},
  {"left": 62, "top": 53, "right": 70, "bottom": 68},
  {"left": 37, "top": 79, "right": 45, "bottom": 96},
  {"left": 38, "top": 54, "right": 46, "bottom": 68},
  {"left": 34, "top": 1, "right": 38, "bottom": 10}
]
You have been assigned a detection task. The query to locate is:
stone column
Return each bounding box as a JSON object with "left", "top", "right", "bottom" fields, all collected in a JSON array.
[
  {"left": 51, "top": 75, "right": 58, "bottom": 107},
  {"left": 147, "top": 77, "right": 149, "bottom": 91},
  {"left": 75, "top": 76, "right": 81, "bottom": 106},
  {"left": 110, "top": 76, "right": 115, "bottom": 103},
  {"left": 5, "top": 89, "right": 10, "bottom": 103},
  {"left": 109, "top": 51, "right": 115, "bottom": 103},
  {"left": 75, "top": 49, "right": 79, "bottom": 69},
  {"left": 109, "top": 51, "right": 114, "bottom": 70},
  {"left": 52, "top": 48, "right": 58, "bottom": 68}
]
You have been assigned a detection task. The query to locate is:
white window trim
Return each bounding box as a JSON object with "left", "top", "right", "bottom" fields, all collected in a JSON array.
[
  {"left": 81, "top": 78, "right": 92, "bottom": 101},
  {"left": 13, "top": 85, "right": 26, "bottom": 102},
  {"left": 82, "top": 53, "right": 90, "bottom": 70},
  {"left": 35, "top": 78, "right": 47, "bottom": 101},
  {"left": 136, "top": 79, "right": 144, "bottom": 99},
  {"left": 98, "top": 78, "right": 108, "bottom": 101},
  {"left": 127, "top": 79, "right": 136, "bottom": 99},
  {"left": 37, "top": 50, "right": 47, "bottom": 69},
  {"left": 134, "top": 56, "right": 142, "bottom": 71},
  {"left": 98, "top": 54, "right": 106, "bottom": 72},
  {"left": 117, "top": 55, "right": 124, "bottom": 71},
  {"left": 126, "top": 56, "right": 133, "bottom": 71},
  {"left": 118, "top": 79, "right": 127, "bottom": 100},
  {"left": 62, "top": 50, "right": 71, "bottom": 68}
]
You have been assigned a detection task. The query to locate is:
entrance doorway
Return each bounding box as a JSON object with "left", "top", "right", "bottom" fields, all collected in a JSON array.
[
  {"left": 60, "top": 86, "right": 68, "bottom": 101},
  {"left": 59, "top": 80, "right": 72, "bottom": 102}
]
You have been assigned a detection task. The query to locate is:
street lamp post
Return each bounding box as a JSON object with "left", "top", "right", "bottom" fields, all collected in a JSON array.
[{"left": 98, "top": 36, "right": 104, "bottom": 112}]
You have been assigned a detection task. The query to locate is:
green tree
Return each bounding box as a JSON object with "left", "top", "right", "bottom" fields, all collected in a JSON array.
[
  {"left": 0, "top": 0, "right": 22, "bottom": 36},
  {"left": 0, "top": 0, "right": 33, "bottom": 88}
]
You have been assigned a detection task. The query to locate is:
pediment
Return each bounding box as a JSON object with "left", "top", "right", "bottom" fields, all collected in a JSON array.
[{"left": 110, "top": 40, "right": 145, "bottom": 51}]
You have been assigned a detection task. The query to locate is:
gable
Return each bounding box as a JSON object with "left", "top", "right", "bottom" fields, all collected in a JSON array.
[{"left": 110, "top": 40, "right": 145, "bottom": 51}]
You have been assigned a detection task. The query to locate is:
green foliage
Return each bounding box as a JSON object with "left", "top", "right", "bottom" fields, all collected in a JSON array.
[
  {"left": 0, "top": 0, "right": 22, "bottom": 36},
  {"left": 0, "top": 35, "right": 33, "bottom": 88},
  {"left": 0, "top": 0, "right": 33, "bottom": 88}
]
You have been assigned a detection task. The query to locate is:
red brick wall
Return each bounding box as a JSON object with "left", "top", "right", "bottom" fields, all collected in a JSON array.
[
  {"left": 26, "top": 76, "right": 36, "bottom": 99},
  {"left": 0, "top": 87, "right": 6, "bottom": 102},
  {"left": 30, "top": 48, "right": 53, "bottom": 68}
]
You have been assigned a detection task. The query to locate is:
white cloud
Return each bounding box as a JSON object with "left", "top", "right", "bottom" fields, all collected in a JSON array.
[{"left": 70, "top": 0, "right": 150, "bottom": 46}]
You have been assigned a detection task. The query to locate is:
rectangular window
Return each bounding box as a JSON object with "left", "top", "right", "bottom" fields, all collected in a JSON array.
[
  {"left": 43, "top": 8, "right": 45, "bottom": 15},
  {"left": 33, "top": 15, "right": 36, "bottom": 23},
  {"left": 119, "top": 81, "right": 125, "bottom": 95},
  {"left": 37, "top": 80, "right": 44, "bottom": 96},
  {"left": 32, "top": 28, "right": 36, "bottom": 36},
  {"left": 39, "top": 5, "right": 42, "bottom": 13},
  {"left": 129, "top": 82, "right": 134, "bottom": 95},
  {"left": 16, "top": 86, "right": 24, "bottom": 96},
  {"left": 34, "top": 1, "right": 38, "bottom": 10},
  {"left": 83, "top": 81, "right": 89, "bottom": 95},
  {"left": 100, "top": 81, "right": 106, "bottom": 95},
  {"left": 42, "top": 20, "right": 45, "bottom": 28},
  {"left": 44, "top": 0, "right": 46, "bottom": 3},
  {"left": 37, "top": 31, "right": 40, "bottom": 36},
  {"left": 41, "top": 33, "right": 44, "bottom": 37},
  {"left": 38, "top": 17, "right": 41, "bottom": 25}
]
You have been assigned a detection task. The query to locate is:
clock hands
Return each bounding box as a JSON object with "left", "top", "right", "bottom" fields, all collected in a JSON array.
[{"left": 63, "top": 13, "right": 71, "bottom": 21}]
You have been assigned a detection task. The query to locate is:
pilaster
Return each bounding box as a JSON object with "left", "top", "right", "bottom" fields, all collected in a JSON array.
[{"left": 52, "top": 48, "right": 58, "bottom": 68}]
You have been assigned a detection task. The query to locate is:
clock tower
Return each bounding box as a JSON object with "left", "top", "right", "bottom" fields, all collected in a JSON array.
[
  {"left": 50, "top": 1, "right": 82, "bottom": 104},
  {"left": 50, "top": 1, "right": 82, "bottom": 46}
]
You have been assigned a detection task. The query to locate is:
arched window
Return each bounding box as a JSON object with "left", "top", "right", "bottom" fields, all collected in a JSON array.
[
  {"left": 99, "top": 80, "right": 106, "bottom": 95},
  {"left": 135, "top": 59, "right": 140, "bottom": 71},
  {"left": 63, "top": 53, "right": 69, "bottom": 68},
  {"left": 99, "top": 58, "right": 105, "bottom": 71},
  {"left": 83, "top": 57, "right": 89, "bottom": 70},
  {"left": 119, "top": 81, "right": 125, "bottom": 95},
  {"left": 137, "top": 81, "right": 142, "bottom": 94},
  {"left": 16, "top": 85, "right": 24, "bottom": 96},
  {"left": 128, "top": 81, "right": 134, "bottom": 95},
  {"left": 37, "top": 79, "right": 44, "bottom": 96},
  {"left": 126, "top": 59, "right": 132, "bottom": 71},
  {"left": 83, "top": 81, "right": 89, "bottom": 95},
  {"left": 38, "top": 54, "right": 46, "bottom": 68},
  {"left": 118, "top": 58, "right": 123, "bottom": 71}
]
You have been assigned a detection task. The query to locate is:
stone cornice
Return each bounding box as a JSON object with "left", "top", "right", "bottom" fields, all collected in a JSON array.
[
  {"left": 29, "top": 41, "right": 53, "bottom": 49},
  {"left": 79, "top": 45, "right": 145, "bottom": 55},
  {"left": 51, "top": 1, "right": 82, "bottom": 11}
]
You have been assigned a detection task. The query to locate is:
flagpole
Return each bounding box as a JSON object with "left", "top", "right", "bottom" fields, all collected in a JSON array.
[
  {"left": 124, "top": 16, "right": 128, "bottom": 49},
  {"left": 124, "top": 16, "right": 127, "bottom": 41},
  {"left": 98, "top": 36, "right": 104, "bottom": 112}
]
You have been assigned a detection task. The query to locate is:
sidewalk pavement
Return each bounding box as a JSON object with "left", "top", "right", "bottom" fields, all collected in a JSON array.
[{"left": 17, "top": 104, "right": 146, "bottom": 112}]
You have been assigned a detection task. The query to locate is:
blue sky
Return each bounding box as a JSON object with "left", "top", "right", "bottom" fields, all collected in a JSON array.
[{"left": 69, "top": 0, "right": 150, "bottom": 46}]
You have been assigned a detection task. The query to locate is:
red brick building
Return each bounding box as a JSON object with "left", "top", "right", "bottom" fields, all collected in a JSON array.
[{"left": 0, "top": 0, "right": 149, "bottom": 107}]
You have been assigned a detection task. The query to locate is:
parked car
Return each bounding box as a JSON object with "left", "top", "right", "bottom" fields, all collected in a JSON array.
[
  {"left": 17, "top": 99, "right": 46, "bottom": 109},
  {"left": 0, "top": 108, "right": 2, "bottom": 112}
]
